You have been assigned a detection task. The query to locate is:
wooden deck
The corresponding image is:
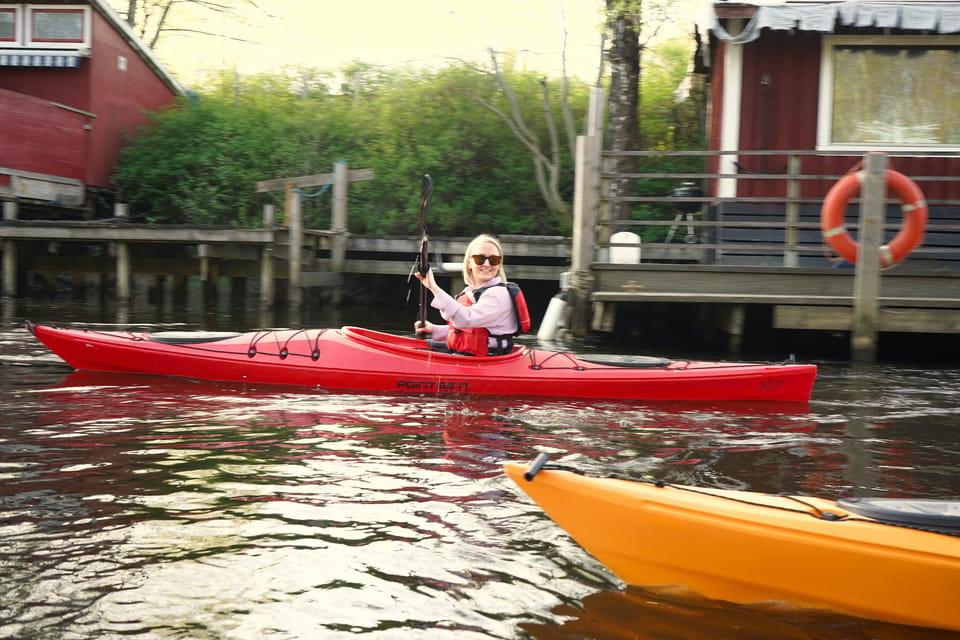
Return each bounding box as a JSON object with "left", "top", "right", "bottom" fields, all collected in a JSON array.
[
  {"left": 590, "top": 263, "right": 960, "bottom": 334},
  {"left": 4, "top": 146, "right": 960, "bottom": 360},
  {"left": 565, "top": 146, "right": 960, "bottom": 356}
]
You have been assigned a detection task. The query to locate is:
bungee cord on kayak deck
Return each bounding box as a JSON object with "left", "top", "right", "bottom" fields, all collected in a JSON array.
[
  {"left": 101, "top": 326, "right": 335, "bottom": 361},
  {"left": 245, "top": 328, "right": 329, "bottom": 360},
  {"left": 519, "top": 453, "right": 960, "bottom": 536}
]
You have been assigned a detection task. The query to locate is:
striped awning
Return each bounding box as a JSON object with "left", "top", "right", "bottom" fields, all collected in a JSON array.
[
  {"left": 0, "top": 50, "right": 81, "bottom": 68},
  {"left": 709, "top": 1, "right": 960, "bottom": 44}
]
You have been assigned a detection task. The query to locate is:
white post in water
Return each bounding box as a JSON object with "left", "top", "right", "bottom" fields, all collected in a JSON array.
[{"left": 851, "top": 152, "right": 886, "bottom": 363}]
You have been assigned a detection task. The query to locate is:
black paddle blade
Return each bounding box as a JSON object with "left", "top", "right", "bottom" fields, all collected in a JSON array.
[{"left": 420, "top": 174, "right": 433, "bottom": 213}]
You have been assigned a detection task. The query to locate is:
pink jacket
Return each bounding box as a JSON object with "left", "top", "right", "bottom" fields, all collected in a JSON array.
[{"left": 429, "top": 277, "right": 518, "bottom": 344}]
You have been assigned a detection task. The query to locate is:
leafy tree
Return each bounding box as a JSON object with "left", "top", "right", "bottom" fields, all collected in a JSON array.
[
  {"left": 113, "top": 71, "right": 312, "bottom": 224},
  {"left": 114, "top": 65, "right": 590, "bottom": 235}
]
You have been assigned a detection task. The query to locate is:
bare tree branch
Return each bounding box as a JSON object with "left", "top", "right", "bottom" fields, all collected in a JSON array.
[
  {"left": 558, "top": 0, "right": 577, "bottom": 160},
  {"left": 118, "top": 0, "right": 265, "bottom": 50},
  {"left": 475, "top": 48, "right": 570, "bottom": 217}
]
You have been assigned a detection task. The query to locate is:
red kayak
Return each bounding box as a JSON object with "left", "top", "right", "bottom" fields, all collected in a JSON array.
[{"left": 26, "top": 323, "right": 817, "bottom": 402}]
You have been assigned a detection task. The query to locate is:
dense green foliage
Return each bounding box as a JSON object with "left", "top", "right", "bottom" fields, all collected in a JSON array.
[
  {"left": 114, "top": 39, "right": 704, "bottom": 236},
  {"left": 629, "top": 40, "right": 710, "bottom": 242}
]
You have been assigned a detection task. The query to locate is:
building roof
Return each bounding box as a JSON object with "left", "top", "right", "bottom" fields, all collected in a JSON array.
[
  {"left": 89, "top": 0, "right": 183, "bottom": 94},
  {"left": 707, "top": 1, "right": 960, "bottom": 43},
  {"left": 4, "top": 0, "right": 184, "bottom": 94}
]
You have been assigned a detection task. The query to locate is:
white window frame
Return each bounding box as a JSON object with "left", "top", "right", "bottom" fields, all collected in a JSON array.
[
  {"left": 0, "top": 5, "right": 23, "bottom": 44},
  {"left": 24, "top": 3, "right": 90, "bottom": 49},
  {"left": 817, "top": 34, "right": 960, "bottom": 153}
]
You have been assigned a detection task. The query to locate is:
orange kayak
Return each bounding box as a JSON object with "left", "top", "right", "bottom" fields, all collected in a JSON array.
[{"left": 505, "top": 456, "right": 960, "bottom": 632}]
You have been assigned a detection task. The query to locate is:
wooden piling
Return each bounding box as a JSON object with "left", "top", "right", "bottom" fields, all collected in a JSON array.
[
  {"left": 784, "top": 155, "right": 801, "bottom": 267},
  {"left": 260, "top": 204, "right": 275, "bottom": 308},
  {"left": 569, "top": 134, "right": 599, "bottom": 336},
  {"left": 256, "top": 166, "right": 373, "bottom": 309},
  {"left": 287, "top": 182, "right": 303, "bottom": 309},
  {"left": 114, "top": 203, "right": 131, "bottom": 304},
  {"left": 851, "top": 152, "right": 887, "bottom": 363},
  {"left": 2, "top": 201, "right": 17, "bottom": 297},
  {"left": 331, "top": 162, "right": 349, "bottom": 306}
]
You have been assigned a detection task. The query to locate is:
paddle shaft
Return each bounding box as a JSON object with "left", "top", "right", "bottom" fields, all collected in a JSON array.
[{"left": 417, "top": 175, "right": 433, "bottom": 332}]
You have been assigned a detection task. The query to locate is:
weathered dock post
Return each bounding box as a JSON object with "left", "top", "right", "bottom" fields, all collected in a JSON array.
[
  {"left": 331, "top": 162, "right": 349, "bottom": 306},
  {"left": 568, "top": 133, "right": 599, "bottom": 336},
  {"left": 286, "top": 182, "right": 303, "bottom": 309},
  {"left": 850, "top": 152, "right": 887, "bottom": 363},
  {"left": 260, "top": 204, "right": 275, "bottom": 308},
  {"left": 114, "top": 203, "right": 131, "bottom": 304},
  {"left": 2, "top": 201, "right": 17, "bottom": 297},
  {"left": 255, "top": 165, "right": 373, "bottom": 309},
  {"left": 784, "top": 155, "right": 801, "bottom": 267},
  {"left": 567, "top": 87, "right": 605, "bottom": 336}
]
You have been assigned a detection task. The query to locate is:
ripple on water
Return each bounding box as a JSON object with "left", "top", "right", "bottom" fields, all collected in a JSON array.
[{"left": 2, "top": 328, "right": 959, "bottom": 638}]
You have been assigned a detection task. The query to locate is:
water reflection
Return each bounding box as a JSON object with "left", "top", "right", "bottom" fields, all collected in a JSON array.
[
  {"left": 2, "top": 306, "right": 959, "bottom": 638},
  {"left": 522, "top": 585, "right": 960, "bottom": 640}
]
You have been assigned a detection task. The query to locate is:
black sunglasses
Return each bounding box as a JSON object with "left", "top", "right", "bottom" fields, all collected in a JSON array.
[{"left": 470, "top": 254, "right": 502, "bottom": 266}]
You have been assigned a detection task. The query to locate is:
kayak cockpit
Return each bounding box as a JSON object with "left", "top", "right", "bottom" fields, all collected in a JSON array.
[
  {"left": 839, "top": 497, "right": 960, "bottom": 534},
  {"left": 340, "top": 325, "right": 527, "bottom": 361},
  {"left": 149, "top": 331, "right": 243, "bottom": 344}
]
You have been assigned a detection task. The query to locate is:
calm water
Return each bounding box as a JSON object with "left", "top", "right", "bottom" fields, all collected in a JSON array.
[{"left": 2, "top": 299, "right": 959, "bottom": 639}]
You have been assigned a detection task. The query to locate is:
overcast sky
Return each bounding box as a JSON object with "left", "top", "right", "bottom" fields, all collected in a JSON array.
[{"left": 154, "top": 0, "right": 610, "bottom": 87}]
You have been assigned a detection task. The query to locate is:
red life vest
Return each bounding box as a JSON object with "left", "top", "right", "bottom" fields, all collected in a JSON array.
[
  {"left": 446, "top": 295, "right": 490, "bottom": 356},
  {"left": 446, "top": 282, "right": 531, "bottom": 356}
]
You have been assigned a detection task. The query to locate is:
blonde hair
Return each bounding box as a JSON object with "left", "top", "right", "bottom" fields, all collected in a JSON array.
[{"left": 461, "top": 233, "right": 508, "bottom": 286}]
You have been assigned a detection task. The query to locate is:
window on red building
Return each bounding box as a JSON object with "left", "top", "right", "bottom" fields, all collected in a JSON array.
[
  {"left": 30, "top": 6, "right": 84, "bottom": 43},
  {"left": 1, "top": 7, "right": 17, "bottom": 42},
  {"left": 819, "top": 35, "right": 960, "bottom": 151}
]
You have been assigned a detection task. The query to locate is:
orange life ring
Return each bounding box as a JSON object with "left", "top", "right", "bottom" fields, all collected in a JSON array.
[{"left": 820, "top": 169, "right": 928, "bottom": 266}]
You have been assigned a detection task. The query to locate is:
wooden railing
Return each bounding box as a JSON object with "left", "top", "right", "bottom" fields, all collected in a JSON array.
[{"left": 594, "top": 149, "right": 960, "bottom": 270}]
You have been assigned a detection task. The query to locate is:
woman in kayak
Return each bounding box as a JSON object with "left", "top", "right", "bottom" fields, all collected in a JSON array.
[{"left": 414, "top": 234, "right": 526, "bottom": 356}]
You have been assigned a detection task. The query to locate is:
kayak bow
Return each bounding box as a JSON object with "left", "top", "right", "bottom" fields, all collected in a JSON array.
[{"left": 505, "top": 456, "right": 960, "bottom": 632}]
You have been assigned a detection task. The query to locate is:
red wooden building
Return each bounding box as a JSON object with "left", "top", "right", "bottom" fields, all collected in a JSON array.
[
  {"left": 694, "top": 0, "right": 960, "bottom": 267},
  {"left": 0, "top": 0, "right": 180, "bottom": 214},
  {"left": 701, "top": 0, "right": 960, "bottom": 201}
]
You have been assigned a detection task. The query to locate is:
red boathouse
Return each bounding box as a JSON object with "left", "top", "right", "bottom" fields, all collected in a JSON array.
[
  {"left": 0, "top": 0, "right": 181, "bottom": 214},
  {"left": 701, "top": 0, "right": 960, "bottom": 203}
]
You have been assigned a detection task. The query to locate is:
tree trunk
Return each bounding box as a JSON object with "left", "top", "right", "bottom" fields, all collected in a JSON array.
[{"left": 605, "top": 0, "right": 641, "bottom": 225}]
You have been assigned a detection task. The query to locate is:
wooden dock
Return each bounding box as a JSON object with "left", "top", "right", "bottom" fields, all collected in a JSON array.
[
  {"left": 3, "top": 151, "right": 960, "bottom": 362},
  {"left": 564, "top": 136, "right": 960, "bottom": 360},
  {"left": 0, "top": 213, "right": 569, "bottom": 302}
]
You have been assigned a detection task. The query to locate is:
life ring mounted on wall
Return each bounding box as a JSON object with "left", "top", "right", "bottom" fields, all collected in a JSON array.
[{"left": 820, "top": 169, "right": 928, "bottom": 267}]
